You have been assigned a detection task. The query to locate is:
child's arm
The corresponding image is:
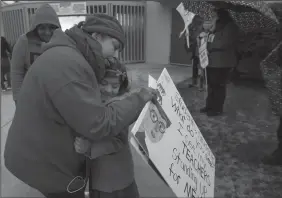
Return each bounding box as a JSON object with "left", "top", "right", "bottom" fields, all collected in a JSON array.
[{"left": 88, "top": 134, "right": 126, "bottom": 159}]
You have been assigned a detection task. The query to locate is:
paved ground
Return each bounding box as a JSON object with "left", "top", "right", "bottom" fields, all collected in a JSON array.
[
  {"left": 3, "top": 63, "right": 282, "bottom": 197},
  {"left": 177, "top": 78, "right": 282, "bottom": 198},
  {"left": 1, "top": 63, "right": 191, "bottom": 197}
]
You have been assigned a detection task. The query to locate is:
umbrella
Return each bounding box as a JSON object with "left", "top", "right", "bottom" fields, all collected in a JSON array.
[
  {"left": 260, "top": 41, "right": 282, "bottom": 116},
  {"left": 182, "top": 1, "right": 279, "bottom": 33}
]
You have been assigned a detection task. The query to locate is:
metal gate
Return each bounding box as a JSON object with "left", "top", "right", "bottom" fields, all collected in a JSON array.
[{"left": 2, "top": 1, "right": 146, "bottom": 63}]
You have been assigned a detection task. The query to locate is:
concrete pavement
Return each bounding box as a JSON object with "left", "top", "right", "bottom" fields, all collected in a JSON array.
[{"left": 1, "top": 63, "right": 191, "bottom": 197}]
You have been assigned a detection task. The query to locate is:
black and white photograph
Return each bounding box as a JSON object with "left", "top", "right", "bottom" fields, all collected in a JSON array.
[{"left": 2, "top": 0, "right": 282, "bottom": 198}]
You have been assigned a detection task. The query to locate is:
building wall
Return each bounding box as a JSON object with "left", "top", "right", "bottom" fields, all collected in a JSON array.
[
  {"left": 0, "top": 13, "right": 4, "bottom": 36},
  {"left": 145, "top": 1, "right": 171, "bottom": 65},
  {"left": 0, "top": 3, "right": 4, "bottom": 36}
]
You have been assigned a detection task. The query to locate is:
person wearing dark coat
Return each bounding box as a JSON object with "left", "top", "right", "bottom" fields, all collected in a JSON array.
[
  {"left": 184, "top": 15, "right": 204, "bottom": 88},
  {"left": 11, "top": 4, "right": 61, "bottom": 103},
  {"left": 200, "top": 9, "right": 239, "bottom": 116},
  {"left": 1, "top": 36, "right": 12, "bottom": 90},
  {"left": 4, "top": 14, "right": 158, "bottom": 198}
]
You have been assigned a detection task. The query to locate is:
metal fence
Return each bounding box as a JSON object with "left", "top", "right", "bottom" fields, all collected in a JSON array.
[{"left": 2, "top": 1, "right": 146, "bottom": 63}]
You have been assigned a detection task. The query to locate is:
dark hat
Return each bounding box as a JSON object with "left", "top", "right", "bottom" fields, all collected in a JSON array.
[{"left": 82, "top": 14, "right": 126, "bottom": 50}]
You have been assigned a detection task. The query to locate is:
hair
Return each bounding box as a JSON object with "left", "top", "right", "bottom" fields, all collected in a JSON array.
[{"left": 104, "top": 57, "right": 130, "bottom": 95}]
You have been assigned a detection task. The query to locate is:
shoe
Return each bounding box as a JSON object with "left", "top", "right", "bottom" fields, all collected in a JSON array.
[
  {"left": 207, "top": 111, "right": 223, "bottom": 117},
  {"left": 200, "top": 107, "right": 209, "bottom": 113},
  {"left": 6, "top": 86, "right": 11, "bottom": 90},
  {"left": 262, "top": 148, "right": 282, "bottom": 166}
]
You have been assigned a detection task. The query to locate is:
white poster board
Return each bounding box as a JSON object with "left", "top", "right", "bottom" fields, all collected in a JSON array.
[
  {"left": 49, "top": 2, "right": 87, "bottom": 16},
  {"left": 131, "top": 68, "right": 215, "bottom": 198},
  {"left": 176, "top": 2, "right": 195, "bottom": 47},
  {"left": 58, "top": 16, "right": 86, "bottom": 31}
]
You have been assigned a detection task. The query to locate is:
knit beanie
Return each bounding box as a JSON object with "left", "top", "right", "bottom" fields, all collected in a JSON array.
[{"left": 81, "top": 14, "right": 126, "bottom": 50}]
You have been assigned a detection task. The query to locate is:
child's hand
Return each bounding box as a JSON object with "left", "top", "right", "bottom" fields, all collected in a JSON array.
[{"left": 74, "top": 137, "right": 91, "bottom": 154}]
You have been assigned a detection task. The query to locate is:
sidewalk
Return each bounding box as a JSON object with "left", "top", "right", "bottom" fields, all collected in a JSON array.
[{"left": 1, "top": 63, "right": 192, "bottom": 197}]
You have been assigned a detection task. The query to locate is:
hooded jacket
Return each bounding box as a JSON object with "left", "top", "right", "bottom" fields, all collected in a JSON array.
[
  {"left": 4, "top": 29, "right": 147, "bottom": 194},
  {"left": 11, "top": 4, "right": 60, "bottom": 102}
]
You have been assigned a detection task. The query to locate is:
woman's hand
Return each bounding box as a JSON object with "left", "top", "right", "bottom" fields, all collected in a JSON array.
[{"left": 74, "top": 137, "right": 91, "bottom": 154}]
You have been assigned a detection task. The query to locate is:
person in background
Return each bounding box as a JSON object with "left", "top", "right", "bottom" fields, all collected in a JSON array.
[
  {"left": 4, "top": 14, "right": 158, "bottom": 198},
  {"left": 185, "top": 15, "right": 204, "bottom": 88},
  {"left": 1, "top": 36, "right": 12, "bottom": 91},
  {"left": 11, "top": 4, "right": 61, "bottom": 103},
  {"left": 200, "top": 9, "right": 239, "bottom": 116}
]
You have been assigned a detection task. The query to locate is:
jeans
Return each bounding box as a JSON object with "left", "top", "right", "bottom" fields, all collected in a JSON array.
[{"left": 206, "top": 67, "right": 232, "bottom": 112}]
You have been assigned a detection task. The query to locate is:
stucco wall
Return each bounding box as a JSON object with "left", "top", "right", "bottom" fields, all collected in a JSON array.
[{"left": 145, "top": 1, "right": 171, "bottom": 65}]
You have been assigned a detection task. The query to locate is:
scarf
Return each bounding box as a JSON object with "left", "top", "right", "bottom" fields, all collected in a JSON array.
[{"left": 65, "top": 26, "right": 106, "bottom": 83}]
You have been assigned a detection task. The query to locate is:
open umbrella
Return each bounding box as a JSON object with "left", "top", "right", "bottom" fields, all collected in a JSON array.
[
  {"left": 260, "top": 41, "right": 282, "bottom": 116},
  {"left": 182, "top": 0, "right": 279, "bottom": 33}
]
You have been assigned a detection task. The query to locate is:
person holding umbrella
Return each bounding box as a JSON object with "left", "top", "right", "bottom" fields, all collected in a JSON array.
[{"left": 200, "top": 8, "right": 239, "bottom": 116}]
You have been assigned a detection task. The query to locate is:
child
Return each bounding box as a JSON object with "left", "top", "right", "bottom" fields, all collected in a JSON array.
[
  {"left": 74, "top": 58, "right": 141, "bottom": 198},
  {"left": 74, "top": 57, "right": 129, "bottom": 159}
]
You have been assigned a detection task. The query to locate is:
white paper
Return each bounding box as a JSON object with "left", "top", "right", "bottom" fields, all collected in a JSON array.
[
  {"left": 198, "top": 33, "right": 209, "bottom": 69},
  {"left": 58, "top": 16, "right": 86, "bottom": 31},
  {"left": 176, "top": 2, "right": 195, "bottom": 41},
  {"left": 49, "top": 2, "right": 87, "bottom": 16},
  {"left": 131, "top": 68, "right": 215, "bottom": 198}
]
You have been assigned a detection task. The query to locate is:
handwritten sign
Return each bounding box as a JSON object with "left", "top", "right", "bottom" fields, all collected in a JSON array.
[
  {"left": 198, "top": 33, "right": 209, "bottom": 69},
  {"left": 176, "top": 2, "right": 195, "bottom": 47},
  {"left": 131, "top": 69, "right": 215, "bottom": 198},
  {"left": 49, "top": 2, "right": 87, "bottom": 16}
]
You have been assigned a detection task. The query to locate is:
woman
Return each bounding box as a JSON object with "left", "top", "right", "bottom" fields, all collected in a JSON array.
[
  {"left": 11, "top": 4, "right": 60, "bottom": 103},
  {"left": 185, "top": 15, "right": 204, "bottom": 88},
  {"left": 4, "top": 13, "right": 157, "bottom": 198},
  {"left": 200, "top": 9, "right": 239, "bottom": 116}
]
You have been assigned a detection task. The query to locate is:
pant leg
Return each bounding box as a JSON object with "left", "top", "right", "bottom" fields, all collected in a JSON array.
[
  {"left": 43, "top": 190, "right": 85, "bottom": 198},
  {"left": 90, "top": 181, "right": 140, "bottom": 198},
  {"left": 192, "top": 58, "right": 199, "bottom": 84},
  {"left": 206, "top": 68, "right": 216, "bottom": 110},
  {"left": 1, "top": 68, "right": 6, "bottom": 89},
  {"left": 213, "top": 68, "right": 232, "bottom": 112},
  {"left": 207, "top": 68, "right": 231, "bottom": 112}
]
